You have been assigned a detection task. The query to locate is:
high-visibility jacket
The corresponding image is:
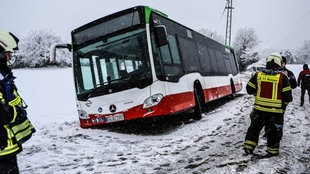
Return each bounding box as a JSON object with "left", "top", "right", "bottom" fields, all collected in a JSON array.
[
  {"left": 0, "top": 73, "right": 35, "bottom": 158},
  {"left": 0, "top": 90, "right": 21, "bottom": 157},
  {"left": 246, "top": 70, "right": 292, "bottom": 113}
]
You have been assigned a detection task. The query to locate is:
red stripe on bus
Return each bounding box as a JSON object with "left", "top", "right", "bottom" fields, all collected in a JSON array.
[{"left": 80, "top": 83, "right": 242, "bottom": 128}]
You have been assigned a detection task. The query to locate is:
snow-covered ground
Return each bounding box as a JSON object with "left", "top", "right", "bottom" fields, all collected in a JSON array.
[{"left": 12, "top": 65, "right": 310, "bottom": 174}]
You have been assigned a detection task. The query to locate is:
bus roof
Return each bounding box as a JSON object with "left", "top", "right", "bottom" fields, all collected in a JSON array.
[{"left": 72, "top": 6, "right": 167, "bottom": 34}]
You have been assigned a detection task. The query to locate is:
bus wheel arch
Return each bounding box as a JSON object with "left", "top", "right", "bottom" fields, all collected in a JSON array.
[{"left": 192, "top": 80, "right": 206, "bottom": 120}]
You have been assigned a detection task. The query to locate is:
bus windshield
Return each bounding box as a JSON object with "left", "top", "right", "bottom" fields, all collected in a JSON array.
[{"left": 73, "top": 28, "right": 152, "bottom": 100}]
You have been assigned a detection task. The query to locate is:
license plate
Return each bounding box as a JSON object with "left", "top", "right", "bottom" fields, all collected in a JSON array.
[{"left": 105, "top": 114, "right": 124, "bottom": 123}]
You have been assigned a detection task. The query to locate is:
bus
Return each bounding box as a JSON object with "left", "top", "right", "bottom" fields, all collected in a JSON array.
[{"left": 54, "top": 6, "right": 242, "bottom": 128}]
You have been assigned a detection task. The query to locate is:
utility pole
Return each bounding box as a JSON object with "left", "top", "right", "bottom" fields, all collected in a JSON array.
[{"left": 225, "top": 0, "right": 233, "bottom": 46}]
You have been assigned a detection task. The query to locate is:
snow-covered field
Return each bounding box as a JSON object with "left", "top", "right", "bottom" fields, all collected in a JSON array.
[{"left": 12, "top": 65, "right": 310, "bottom": 174}]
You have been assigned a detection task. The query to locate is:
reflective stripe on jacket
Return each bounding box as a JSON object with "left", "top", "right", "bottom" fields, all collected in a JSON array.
[
  {"left": 10, "top": 113, "right": 36, "bottom": 144},
  {"left": 246, "top": 71, "right": 292, "bottom": 113},
  {"left": 8, "top": 90, "right": 35, "bottom": 144},
  {"left": 0, "top": 125, "right": 21, "bottom": 157}
]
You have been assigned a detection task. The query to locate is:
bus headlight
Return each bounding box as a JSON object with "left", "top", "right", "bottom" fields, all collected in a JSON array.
[
  {"left": 78, "top": 110, "right": 89, "bottom": 119},
  {"left": 143, "top": 93, "right": 164, "bottom": 109}
]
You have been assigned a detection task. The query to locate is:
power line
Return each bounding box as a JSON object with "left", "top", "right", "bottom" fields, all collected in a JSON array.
[{"left": 213, "top": 6, "right": 226, "bottom": 35}]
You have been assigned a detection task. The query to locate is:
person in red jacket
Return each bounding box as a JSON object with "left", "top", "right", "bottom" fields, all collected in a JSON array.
[
  {"left": 244, "top": 52, "right": 292, "bottom": 157},
  {"left": 297, "top": 64, "right": 310, "bottom": 106}
]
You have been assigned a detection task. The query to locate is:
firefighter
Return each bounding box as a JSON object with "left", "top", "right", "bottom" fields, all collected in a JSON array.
[
  {"left": 243, "top": 52, "right": 292, "bottom": 157},
  {"left": 0, "top": 29, "right": 35, "bottom": 173},
  {"left": 260, "top": 55, "right": 297, "bottom": 138}
]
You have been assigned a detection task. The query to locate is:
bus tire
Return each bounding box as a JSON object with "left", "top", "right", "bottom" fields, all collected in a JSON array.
[{"left": 193, "top": 84, "right": 206, "bottom": 120}]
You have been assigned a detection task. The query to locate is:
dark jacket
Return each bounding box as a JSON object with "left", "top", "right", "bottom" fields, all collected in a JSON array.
[{"left": 283, "top": 67, "right": 297, "bottom": 89}]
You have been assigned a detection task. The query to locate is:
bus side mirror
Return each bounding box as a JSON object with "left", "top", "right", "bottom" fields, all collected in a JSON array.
[
  {"left": 57, "top": 44, "right": 72, "bottom": 52},
  {"left": 154, "top": 25, "right": 168, "bottom": 46},
  {"left": 49, "top": 43, "right": 72, "bottom": 64}
]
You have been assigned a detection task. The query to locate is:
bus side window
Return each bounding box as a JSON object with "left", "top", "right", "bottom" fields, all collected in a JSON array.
[
  {"left": 151, "top": 31, "right": 182, "bottom": 80},
  {"left": 158, "top": 35, "right": 180, "bottom": 64},
  {"left": 168, "top": 35, "right": 181, "bottom": 64},
  {"left": 151, "top": 34, "right": 165, "bottom": 80},
  {"left": 229, "top": 53, "right": 238, "bottom": 75},
  {"left": 178, "top": 36, "right": 200, "bottom": 73},
  {"left": 160, "top": 44, "right": 172, "bottom": 64},
  {"left": 223, "top": 53, "right": 232, "bottom": 75},
  {"left": 215, "top": 50, "right": 225, "bottom": 75},
  {"left": 161, "top": 35, "right": 182, "bottom": 78},
  {"left": 208, "top": 48, "right": 219, "bottom": 74}
]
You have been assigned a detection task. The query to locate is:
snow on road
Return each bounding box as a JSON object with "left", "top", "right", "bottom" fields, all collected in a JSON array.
[{"left": 12, "top": 66, "right": 310, "bottom": 174}]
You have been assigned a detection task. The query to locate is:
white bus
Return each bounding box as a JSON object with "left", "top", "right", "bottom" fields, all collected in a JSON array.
[{"left": 56, "top": 6, "right": 242, "bottom": 128}]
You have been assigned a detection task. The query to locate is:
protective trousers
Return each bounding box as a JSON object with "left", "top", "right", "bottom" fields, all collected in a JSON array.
[
  {"left": 300, "top": 86, "right": 310, "bottom": 105},
  {"left": 0, "top": 155, "right": 19, "bottom": 174},
  {"left": 244, "top": 110, "right": 283, "bottom": 155}
]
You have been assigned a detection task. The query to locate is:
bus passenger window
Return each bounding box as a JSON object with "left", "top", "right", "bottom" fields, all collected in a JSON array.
[
  {"left": 168, "top": 36, "right": 180, "bottom": 64},
  {"left": 160, "top": 45, "right": 172, "bottom": 64}
]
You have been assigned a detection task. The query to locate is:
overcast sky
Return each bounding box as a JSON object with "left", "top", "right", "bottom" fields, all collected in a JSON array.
[{"left": 3, "top": 0, "right": 310, "bottom": 51}]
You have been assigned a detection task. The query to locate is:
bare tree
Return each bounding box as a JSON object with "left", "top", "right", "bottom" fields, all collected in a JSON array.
[
  {"left": 14, "top": 29, "right": 71, "bottom": 68},
  {"left": 233, "top": 27, "right": 260, "bottom": 71},
  {"left": 297, "top": 40, "right": 310, "bottom": 64}
]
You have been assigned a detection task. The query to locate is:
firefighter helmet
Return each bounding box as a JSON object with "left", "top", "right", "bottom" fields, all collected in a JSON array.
[
  {"left": 0, "top": 29, "right": 19, "bottom": 52},
  {"left": 266, "top": 52, "right": 282, "bottom": 67}
]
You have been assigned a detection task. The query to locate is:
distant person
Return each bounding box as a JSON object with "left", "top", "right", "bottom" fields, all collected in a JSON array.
[
  {"left": 0, "top": 29, "right": 35, "bottom": 173},
  {"left": 297, "top": 64, "right": 310, "bottom": 106},
  {"left": 281, "top": 56, "right": 297, "bottom": 89},
  {"left": 244, "top": 52, "right": 292, "bottom": 157}
]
